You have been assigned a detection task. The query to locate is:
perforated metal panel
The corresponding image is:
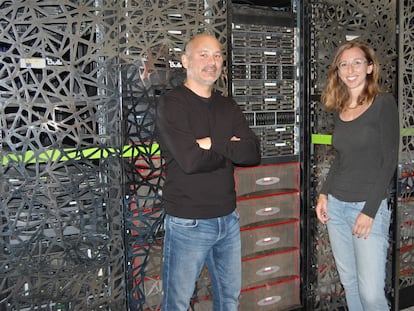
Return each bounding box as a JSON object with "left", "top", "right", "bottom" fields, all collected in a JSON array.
[
  {"left": 397, "top": 0, "right": 414, "bottom": 306},
  {"left": 0, "top": 0, "right": 227, "bottom": 310},
  {"left": 308, "top": 0, "right": 399, "bottom": 309},
  {"left": 0, "top": 1, "right": 124, "bottom": 310},
  {"left": 119, "top": 1, "right": 228, "bottom": 309}
]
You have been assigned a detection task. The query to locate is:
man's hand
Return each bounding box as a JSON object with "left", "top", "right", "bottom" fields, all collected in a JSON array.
[
  {"left": 196, "top": 137, "right": 212, "bottom": 150},
  {"left": 197, "top": 136, "right": 240, "bottom": 150}
]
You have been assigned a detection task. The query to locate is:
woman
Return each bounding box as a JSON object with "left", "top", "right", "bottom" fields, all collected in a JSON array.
[{"left": 315, "top": 40, "right": 399, "bottom": 311}]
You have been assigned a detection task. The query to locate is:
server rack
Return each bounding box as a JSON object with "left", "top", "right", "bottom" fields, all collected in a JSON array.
[
  {"left": 229, "top": 1, "right": 304, "bottom": 309},
  {"left": 229, "top": 3, "right": 298, "bottom": 162}
]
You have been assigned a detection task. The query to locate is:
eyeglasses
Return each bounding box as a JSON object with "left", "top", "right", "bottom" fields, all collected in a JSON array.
[{"left": 337, "top": 58, "right": 368, "bottom": 71}]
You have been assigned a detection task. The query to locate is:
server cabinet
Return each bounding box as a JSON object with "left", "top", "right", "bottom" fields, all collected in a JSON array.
[
  {"left": 0, "top": 2, "right": 125, "bottom": 310},
  {"left": 305, "top": 0, "right": 405, "bottom": 309},
  {"left": 229, "top": 1, "right": 304, "bottom": 309}
]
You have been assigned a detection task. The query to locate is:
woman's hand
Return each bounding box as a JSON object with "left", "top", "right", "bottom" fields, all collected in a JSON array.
[
  {"left": 353, "top": 213, "right": 374, "bottom": 239},
  {"left": 315, "top": 194, "right": 331, "bottom": 224}
]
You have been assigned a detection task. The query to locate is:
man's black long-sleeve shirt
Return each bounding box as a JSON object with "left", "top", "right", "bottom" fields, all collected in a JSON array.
[{"left": 156, "top": 85, "right": 261, "bottom": 219}]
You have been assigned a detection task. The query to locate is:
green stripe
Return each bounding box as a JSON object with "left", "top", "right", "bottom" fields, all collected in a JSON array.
[
  {"left": 1, "top": 144, "right": 160, "bottom": 165},
  {"left": 4, "top": 127, "right": 411, "bottom": 163},
  {"left": 311, "top": 134, "right": 332, "bottom": 145},
  {"left": 401, "top": 127, "right": 414, "bottom": 136},
  {"left": 313, "top": 127, "right": 411, "bottom": 145}
]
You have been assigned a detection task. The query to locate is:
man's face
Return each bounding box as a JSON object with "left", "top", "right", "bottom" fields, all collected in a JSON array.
[{"left": 181, "top": 35, "right": 223, "bottom": 87}]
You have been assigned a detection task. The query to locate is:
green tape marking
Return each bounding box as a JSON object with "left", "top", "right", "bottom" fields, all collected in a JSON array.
[
  {"left": 1, "top": 144, "right": 160, "bottom": 165},
  {"left": 401, "top": 127, "right": 414, "bottom": 136},
  {"left": 311, "top": 134, "right": 332, "bottom": 145},
  {"left": 313, "top": 127, "right": 411, "bottom": 145}
]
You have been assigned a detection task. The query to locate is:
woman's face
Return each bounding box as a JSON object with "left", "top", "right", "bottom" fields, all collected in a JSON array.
[{"left": 337, "top": 47, "right": 373, "bottom": 93}]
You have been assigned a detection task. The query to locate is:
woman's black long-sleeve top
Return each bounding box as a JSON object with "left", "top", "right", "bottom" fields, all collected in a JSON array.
[
  {"left": 156, "top": 85, "right": 261, "bottom": 219},
  {"left": 320, "top": 93, "right": 399, "bottom": 218}
]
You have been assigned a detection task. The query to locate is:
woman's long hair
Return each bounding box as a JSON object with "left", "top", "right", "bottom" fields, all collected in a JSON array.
[{"left": 321, "top": 40, "right": 381, "bottom": 112}]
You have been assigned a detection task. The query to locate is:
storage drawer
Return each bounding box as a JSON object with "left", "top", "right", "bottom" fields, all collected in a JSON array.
[
  {"left": 242, "top": 248, "right": 299, "bottom": 289},
  {"left": 238, "top": 192, "right": 299, "bottom": 228},
  {"left": 239, "top": 276, "right": 301, "bottom": 310},
  {"left": 133, "top": 155, "right": 163, "bottom": 197},
  {"left": 234, "top": 162, "right": 299, "bottom": 197},
  {"left": 240, "top": 221, "right": 299, "bottom": 258}
]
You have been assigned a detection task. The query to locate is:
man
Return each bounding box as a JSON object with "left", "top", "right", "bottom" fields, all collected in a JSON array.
[{"left": 156, "top": 33, "right": 261, "bottom": 311}]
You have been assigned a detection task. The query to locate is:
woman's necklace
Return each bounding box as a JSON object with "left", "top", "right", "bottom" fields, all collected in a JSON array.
[
  {"left": 346, "top": 104, "right": 360, "bottom": 110},
  {"left": 341, "top": 101, "right": 371, "bottom": 121}
]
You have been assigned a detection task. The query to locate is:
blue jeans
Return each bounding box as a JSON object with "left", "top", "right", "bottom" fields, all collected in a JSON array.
[
  {"left": 326, "top": 195, "right": 391, "bottom": 311},
  {"left": 162, "top": 210, "right": 241, "bottom": 311}
]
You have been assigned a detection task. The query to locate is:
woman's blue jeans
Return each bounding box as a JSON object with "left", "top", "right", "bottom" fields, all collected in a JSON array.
[
  {"left": 162, "top": 210, "right": 241, "bottom": 311},
  {"left": 326, "top": 195, "right": 391, "bottom": 311}
]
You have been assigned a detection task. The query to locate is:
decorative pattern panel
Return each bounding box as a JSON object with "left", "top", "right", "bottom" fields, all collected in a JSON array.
[
  {"left": 117, "top": 1, "right": 227, "bottom": 310},
  {"left": 398, "top": 0, "right": 414, "bottom": 304},
  {"left": 0, "top": 1, "right": 124, "bottom": 310},
  {"left": 307, "top": 0, "right": 398, "bottom": 310},
  {"left": 310, "top": 0, "right": 396, "bottom": 94},
  {"left": 0, "top": 0, "right": 228, "bottom": 310}
]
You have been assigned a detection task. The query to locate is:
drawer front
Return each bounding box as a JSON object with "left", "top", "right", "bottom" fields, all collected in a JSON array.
[
  {"left": 133, "top": 155, "right": 163, "bottom": 196},
  {"left": 242, "top": 249, "right": 299, "bottom": 289},
  {"left": 238, "top": 192, "right": 299, "bottom": 228},
  {"left": 239, "top": 277, "right": 301, "bottom": 310},
  {"left": 240, "top": 221, "right": 299, "bottom": 258},
  {"left": 235, "top": 162, "right": 299, "bottom": 197}
]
